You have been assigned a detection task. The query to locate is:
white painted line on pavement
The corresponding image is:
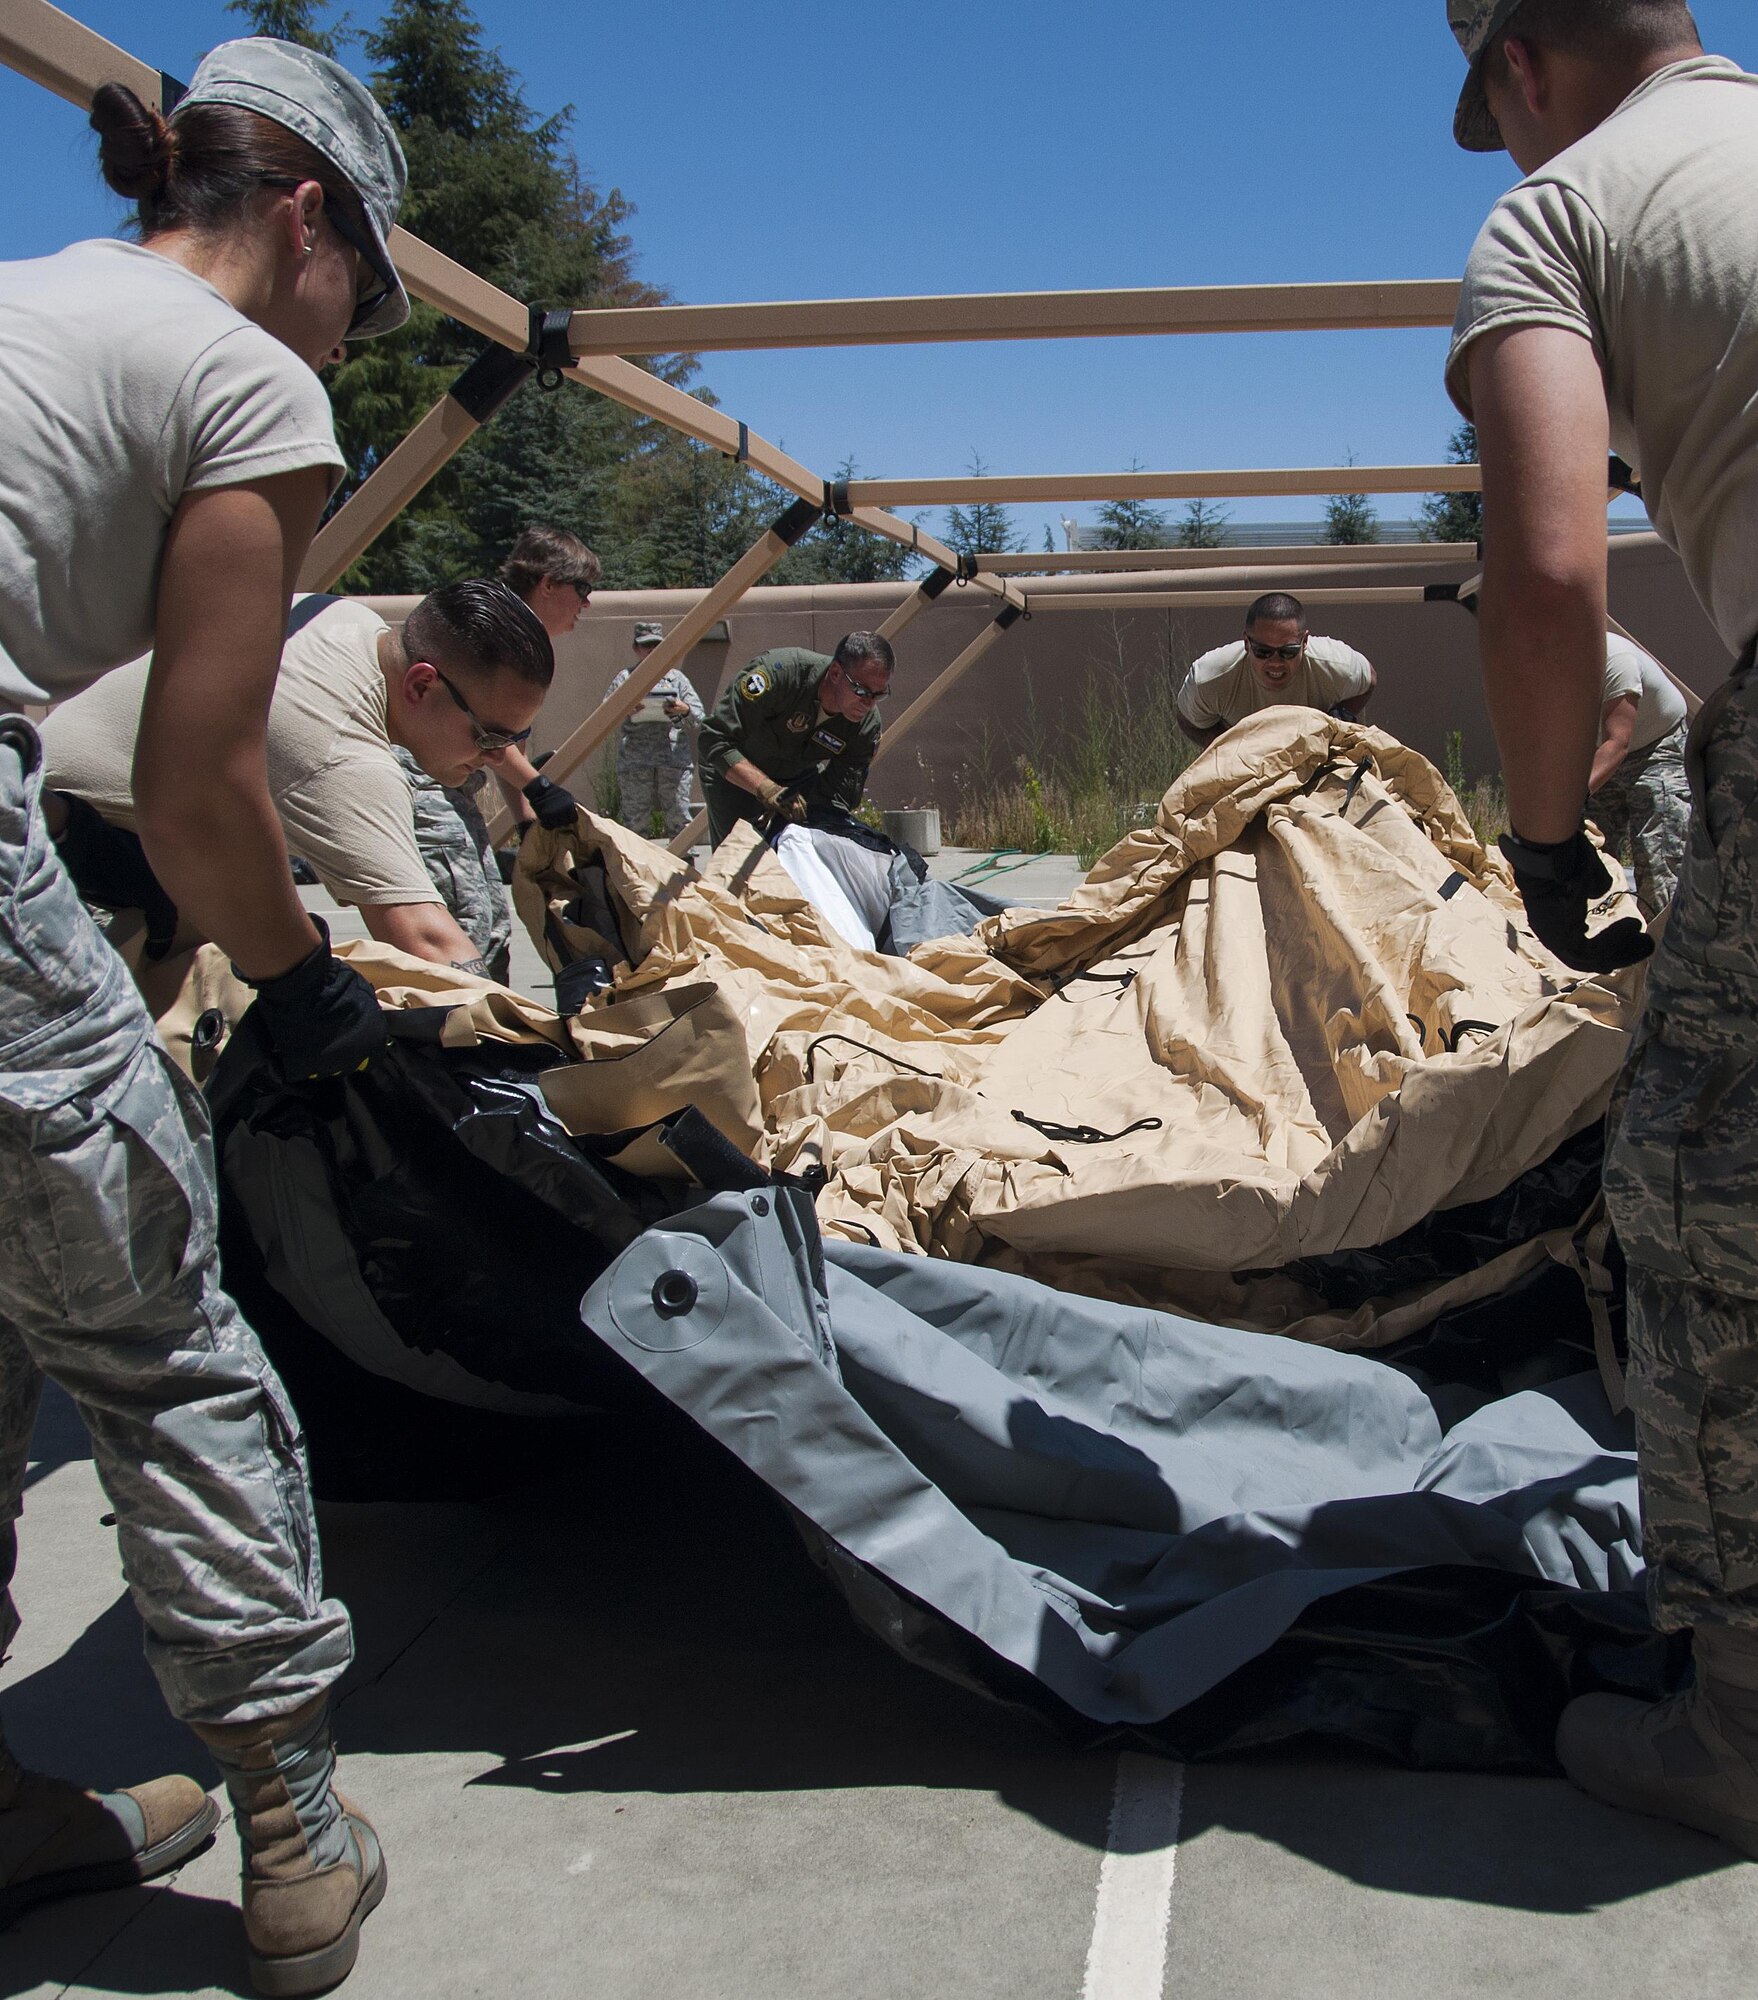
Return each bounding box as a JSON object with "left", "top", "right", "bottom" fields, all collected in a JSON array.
[{"left": 1080, "top": 1753, "right": 1186, "bottom": 2000}]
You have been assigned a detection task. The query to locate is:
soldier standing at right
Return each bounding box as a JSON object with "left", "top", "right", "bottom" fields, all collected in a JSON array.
[{"left": 1444, "top": 0, "right": 1758, "bottom": 1852}]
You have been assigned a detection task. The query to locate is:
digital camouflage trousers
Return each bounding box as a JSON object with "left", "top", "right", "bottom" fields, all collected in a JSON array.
[
  {"left": 1606, "top": 658, "right": 1758, "bottom": 1633},
  {"left": 1588, "top": 720, "right": 1691, "bottom": 919},
  {"left": 619, "top": 760, "right": 696, "bottom": 841},
  {"left": 0, "top": 721, "right": 352, "bottom": 1726}
]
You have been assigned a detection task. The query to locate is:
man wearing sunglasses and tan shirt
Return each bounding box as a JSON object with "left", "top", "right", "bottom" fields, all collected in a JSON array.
[
  {"left": 39, "top": 578, "right": 552, "bottom": 977},
  {"left": 1175, "top": 592, "right": 1377, "bottom": 750}
]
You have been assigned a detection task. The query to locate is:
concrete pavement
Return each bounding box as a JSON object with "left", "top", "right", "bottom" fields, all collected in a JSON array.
[{"left": 8, "top": 1376, "right": 1758, "bottom": 2000}]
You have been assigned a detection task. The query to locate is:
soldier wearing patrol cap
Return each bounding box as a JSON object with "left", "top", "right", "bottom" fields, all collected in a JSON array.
[
  {"left": 1443, "top": 0, "right": 1758, "bottom": 1854},
  {"left": 697, "top": 633, "right": 894, "bottom": 847},
  {"left": 0, "top": 34, "right": 406, "bottom": 1990},
  {"left": 604, "top": 621, "right": 704, "bottom": 840}
]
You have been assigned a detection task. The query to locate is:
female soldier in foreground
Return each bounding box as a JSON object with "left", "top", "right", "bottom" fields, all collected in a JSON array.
[{"left": 0, "top": 40, "right": 405, "bottom": 1995}]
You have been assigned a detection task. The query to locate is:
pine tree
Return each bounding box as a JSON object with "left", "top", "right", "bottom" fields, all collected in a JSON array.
[
  {"left": 1322, "top": 472, "right": 1381, "bottom": 545},
  {"left": 1418, "top": 423, "right": 1483, "bottom": 543},
  {"left": 944, "top": 453, "right": 1025, "bottom": 558},
  {"left": 1175, "top": 499, "right": 1231, "bottom": 549},
  {"left": 226, "top": 0, "right": 342, "bottom": 54}
]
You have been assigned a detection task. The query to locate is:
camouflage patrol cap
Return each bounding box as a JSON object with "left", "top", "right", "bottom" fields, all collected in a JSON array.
[
  {"left": 633, "top": 621, "right": 665, "bottom": 647},
  {"left": 176, "top": 38, "right": 409, "bottom": 337},
  {"left": 1448, "top": 0, "right": 1534, "bottom": 151}
]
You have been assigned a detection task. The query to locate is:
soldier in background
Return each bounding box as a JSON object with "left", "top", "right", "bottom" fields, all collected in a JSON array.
[
  {"left": 1444, "top": 0, "right": 1758, "bottom": 1854},
  {"left": 1175, "top": 593, "right": 1377, "bottom": 750},
  {"left": 604, "top": 621, "right": 703, "bottom": 840}
]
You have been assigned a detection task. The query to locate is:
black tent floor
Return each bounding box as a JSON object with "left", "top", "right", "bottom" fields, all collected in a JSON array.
[{"left": 9, "top": 1382, "right": 1758, "bottom": 2000}]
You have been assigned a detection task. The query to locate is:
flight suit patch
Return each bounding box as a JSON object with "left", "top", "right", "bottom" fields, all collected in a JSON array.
[
  {"left": 785, "top": 711, "right": 812, "bottom": 733},
  {"left": 812, "top": 728, "right": 846, "bottom": 753},
  {"left": 738, "top": 668, "right": 770, "bottom": 699}
]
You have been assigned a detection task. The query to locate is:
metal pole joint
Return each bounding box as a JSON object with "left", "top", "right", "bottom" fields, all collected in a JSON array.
[
  {"left": 774, "top": 496, "right": 824, "bottom": 547},
  {"left": 529, "top": 306, "right": 575, "bottom": 389}
]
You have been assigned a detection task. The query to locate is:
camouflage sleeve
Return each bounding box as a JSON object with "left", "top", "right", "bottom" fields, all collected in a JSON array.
[{"left": 698, "top": 657, "right": 790, "bottom": 779}]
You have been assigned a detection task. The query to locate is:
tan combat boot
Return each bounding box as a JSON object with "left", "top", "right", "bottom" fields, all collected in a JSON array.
[
  {"left": 195, "top": 1697, "right": 386, "bottom": 1998},
  {"left": 1556, "top": 1624, "right": 1758, "bottom": 1858},
  {"left": 0, "top": 1726, "right": 219, "bottom": 1921}
]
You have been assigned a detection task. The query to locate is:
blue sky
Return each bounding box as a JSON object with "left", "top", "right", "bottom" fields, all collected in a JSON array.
[{"left": 6, "top": 0, "right": 1754, "bottom": 543}]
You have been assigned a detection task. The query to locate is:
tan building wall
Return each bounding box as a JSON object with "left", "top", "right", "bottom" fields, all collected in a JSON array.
[{"left": 364, "top": 534, "right": 1731, "bottom": 824}]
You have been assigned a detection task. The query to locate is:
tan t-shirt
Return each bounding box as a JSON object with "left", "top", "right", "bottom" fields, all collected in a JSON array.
[
  {"left": 1602, "top": 632, "right": 1688, "bottom": 753},
  {"left": 41, "top": 598, "right": 439, "bottom": 910},
  {"left": 1447, "top": 56, "right": 1758, "bottom": 656},
  {"left": 1177, "top": 634, "right": 1374, "bottom": 732}
]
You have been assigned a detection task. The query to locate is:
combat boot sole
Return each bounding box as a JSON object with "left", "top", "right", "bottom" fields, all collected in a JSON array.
[
  {"left": 245, "top": 1820, "right": 387, "bottom": 1999},
  {"left": 0, "top": 1792, "right": 222, "bottom": 1923}
]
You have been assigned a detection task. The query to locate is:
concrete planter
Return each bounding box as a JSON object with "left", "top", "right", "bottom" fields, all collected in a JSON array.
[{"left": 883, "top": 807, "right": 941, "bottom": 856}]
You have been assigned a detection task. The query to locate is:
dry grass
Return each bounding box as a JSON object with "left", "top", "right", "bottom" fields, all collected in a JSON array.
[
  {"left": 1444, "top": 729, "right": 1511, "bottom": 847},
  {"left": 943, "top": 624, "right": 1198, "bottom": 866}
]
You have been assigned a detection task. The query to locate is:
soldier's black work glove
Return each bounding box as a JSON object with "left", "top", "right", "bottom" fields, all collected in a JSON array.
[
  {"left": 51, "top": 792, "right": 179, "bottom": 960},
  {"left": 242, "top": 916, "right": 387, "bottom": 1081},
  {"left": 1499, "top": 826, "right": 1654, "bottom": 975},
  {"left": 523, "top": 773, "right": 580, "bottom": 831}
]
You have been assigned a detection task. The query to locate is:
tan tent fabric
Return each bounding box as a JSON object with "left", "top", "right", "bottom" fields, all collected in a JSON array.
[{"left": 501, "top": 714, "right": 1641, "bottom": 1345}]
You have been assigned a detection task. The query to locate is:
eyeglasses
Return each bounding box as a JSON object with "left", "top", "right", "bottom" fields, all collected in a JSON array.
[
  {"left": 428, "top": 666, "right": 533, "bottom": 750},
  {"left": 570, "top": 583, "right": 593, "bottom": 604},
  {"left": 1245, "top": 638, "right": 1306, "bottom": 663},
  {"left": 258, "top": 177, "right": 394, "bottom": 334},
  {"left": 835, "top": 663, "right": 890, "bottom": 704}
]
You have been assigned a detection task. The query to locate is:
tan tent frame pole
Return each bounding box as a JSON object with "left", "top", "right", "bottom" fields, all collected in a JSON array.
[
  {"left": 872, "top": 607, "right": 1026, "bottom": 767},
  {"left": 977, "top": 543, "right": 1488, "bottom": 575},
  {"left": 299, "top": 391, "right": 477, "bottom": 590},
  {"left": 484, "top": 497, "right": 825, "bottom": 842},
  {"left": 842, "top": 466, "right": 1484, "bottom": 509},
  {"left": 561, "top": 280, "right": 1462, "bottom": 356},
  {"left": 1024, "top": 586, "right": 1451, "bottom": 613}
]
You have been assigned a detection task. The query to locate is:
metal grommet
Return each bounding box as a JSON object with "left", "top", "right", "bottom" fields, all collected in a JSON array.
[
  {"left": 651, "top": 1270, "right": 698, "bottom": 1318},
  {"left": 751, "top": 1194, "right": 770, "bottom": 1217},
  {"left": 191, "top": 1008, "right": 225, "bottom": 1052}
]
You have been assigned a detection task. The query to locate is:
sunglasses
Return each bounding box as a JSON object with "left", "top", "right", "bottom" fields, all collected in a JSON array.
[
  {"left": 429, "top": 666, "right": 533, "bottom": 751},
  {"left": 835, "top": 663, "right": 890, "bottom": 704},
  {"left": 1245, "top": 638, "right": 1306, "bottom": 663},
  {"left": 259, "top": 176, "right": 395, "bottom": 334}
]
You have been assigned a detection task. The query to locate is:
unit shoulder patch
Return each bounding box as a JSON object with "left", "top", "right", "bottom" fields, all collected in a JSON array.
[{"left": 738, "top": 668, "right": 771, "bottom": 700}]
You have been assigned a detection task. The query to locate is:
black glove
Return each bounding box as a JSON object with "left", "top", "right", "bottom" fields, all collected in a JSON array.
[
  {"left": 524, "top": 773, "right": 580, "bottom": 831},
  {"left": 51, "top": 792, "right": 179, "bottom": 960},
  {"left": 241, "top": 916, "right": 387, "bottom": 1081},
  {"left": 1499, "top": 827, "right": 1654, "bottom": 974}
]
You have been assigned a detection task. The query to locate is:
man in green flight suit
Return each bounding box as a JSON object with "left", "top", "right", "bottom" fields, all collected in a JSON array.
[{"left": 697, "top": 632, "right": 894, "bottom": 847}]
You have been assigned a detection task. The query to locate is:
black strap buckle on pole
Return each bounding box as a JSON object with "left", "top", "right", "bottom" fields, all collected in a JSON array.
[
  {"left": 1424, "top": 582, "right": 1461, "bottom": 602},
  {"left": 159, "top": 71, "right": 187, "bottom": 113},
  {"left": 735, "top": 421, "right": 751, "bottom": 463},
  {"left": 919, "top": 566, "right": 957, "bottom": 601},
  {"left": 531, "top": 307, "right": 573, "bottom": 390},
  {"left": 1608, "top": 454, "right": 1642, "bottom": 499},
  {"left": 955, "top": 554, "right": 982, "bottom": 584},
  {"left": 773, "top": 497, "right": 824, "bottom": 547},
  {"left": 994, "top": 602, "right": 1025, "bottom": 631},
  {"left": 827, "top": 478, "right": 855, "bottom": 518},
  {"left": 449, "top": 340, "right": 536, "bottom": 423}
]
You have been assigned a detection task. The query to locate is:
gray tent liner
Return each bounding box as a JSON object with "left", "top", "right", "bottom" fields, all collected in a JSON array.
[{"left": 584, "top": 1191, "right": 1642, "bottom": 1729}]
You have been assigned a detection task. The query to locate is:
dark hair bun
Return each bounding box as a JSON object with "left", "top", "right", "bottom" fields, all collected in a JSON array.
[{"left": 90, "top": 82, "right": 176, "bottom": 202}]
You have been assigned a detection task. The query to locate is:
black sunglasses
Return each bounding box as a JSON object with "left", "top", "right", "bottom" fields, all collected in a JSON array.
[
  {"left": 835, "top": 662, "right": 890, "bottom": 704},
  {"left": 258, "top": 176, "right": 394, "bottom": 333},
  {"left": 428, "top": 665, "right": 533, "bottom": 751},
  {"left": 1245, "top": 638, "right": 1306, "bottom": 663}
]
